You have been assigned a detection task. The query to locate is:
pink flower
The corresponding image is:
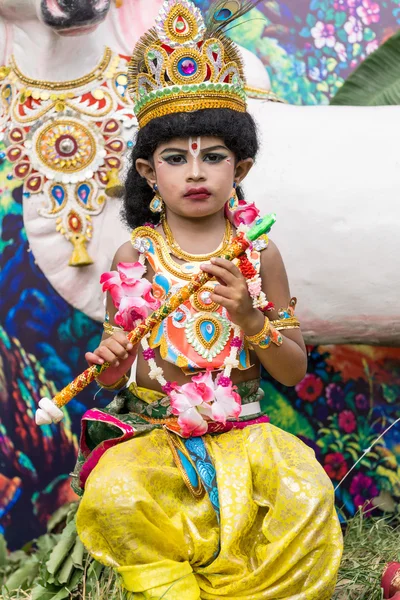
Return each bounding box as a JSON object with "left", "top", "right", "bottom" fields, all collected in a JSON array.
[
  {"left": 212, "top": 384, "right": 242, "bottom": 424},
  {"left": 356, "top": 0, "right": 380, "bottom": 25},
  {"left": 335, "top": 41, "right": 347, "bottom": 62},
  {"left": 247, "top": 279, "right": 262, "bottom": 296},
  {"left": 100, "top": 271, "right": 124, "bottom": 306},
  {"left": 226, "top": 199, "right": 260, "bottom": 227},
  {"left": 334, "top": 0, "right": 348, "bottom": 11},
  {"left": 100, "top": 262, "right": 160, "bottom": 331},
  {"left": 177, "top": 407, "right": 209, "bottom": 437},
  {"left": 344, "top": 16, "right": 363, "bottom": 43},
  {"left": 117, "top": 262, "right": 146, "bottom": 283},
  {"left": 114, "top": 296, "right": 151, "bottom": 330},
  {"left": 191, "top": 371, "right": 216, "bottom": 404},
  {"left": 169, "top": 383, "right": 210, "bottom": 436},
  {"left": 169, "top": 385, "right": 205, "bottom": 414},
  {"left": 366, "top": 39, "right": 379, "bottom": 55},
  {"left": 169, "top": 370, "right": 242, "bottom": 434},
  {"left": 335, "top": 0, "right": 363, "bottom": 14},
  {"left": 311, "top": 21, "right": 336, "bottom": 49},
  {"left": 338, "top": 410, "right": 357, "bottom": 433}
]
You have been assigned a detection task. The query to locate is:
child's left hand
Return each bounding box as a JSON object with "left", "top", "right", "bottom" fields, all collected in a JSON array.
[{"left": 200, "top": 257, "right": 263, "bottom": 333}]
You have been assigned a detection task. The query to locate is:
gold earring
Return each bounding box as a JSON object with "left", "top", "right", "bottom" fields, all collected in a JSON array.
[
  {"left": 227, "top": 183, "right": 239, "bottom": 211},
  {"left": 149, "top": 184, "right": 164, "bottom": 213}
]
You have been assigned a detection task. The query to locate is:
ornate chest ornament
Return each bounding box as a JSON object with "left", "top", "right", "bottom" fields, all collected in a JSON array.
[{"left": 0, "top": 47, "right": 136, "bottom": 266}]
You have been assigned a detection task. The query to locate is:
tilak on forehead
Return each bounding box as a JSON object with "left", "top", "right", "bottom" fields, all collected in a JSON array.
[{"left": 189, "top": 137, "right": 201, "bottom": 158}]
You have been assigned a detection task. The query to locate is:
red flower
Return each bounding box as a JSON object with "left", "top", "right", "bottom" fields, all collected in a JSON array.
[
  {"left": 324, "top": 453, "right": 348, "bottom": 480},
  {"left": 338, "top": 410, "right": 357, "bottom": 433},
  {"left": 295, "top": 373, "right": 324, "bottom": 402}
]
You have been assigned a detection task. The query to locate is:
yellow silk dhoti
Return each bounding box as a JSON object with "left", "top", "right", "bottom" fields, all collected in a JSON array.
[{"left": 76, "top": 422, "right": 343, "bottom": 599}]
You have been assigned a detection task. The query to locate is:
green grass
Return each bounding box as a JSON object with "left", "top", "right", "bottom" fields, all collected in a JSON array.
[
  {"left": 333, "top": 512, "right": 400, "bottom": 600},
  {"left": 1, "top": 512, "right": 400, "bottom": 599}
]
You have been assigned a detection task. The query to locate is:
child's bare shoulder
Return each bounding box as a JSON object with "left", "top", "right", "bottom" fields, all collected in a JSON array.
[
  {"left": 111, "top": 241, "right": 139, "bottom": 268},
  {"left": 259, "top": 238, "right": 290, "bottom": 297},
  {"left": 260, "top": 238, "right": 284, "bottom": 269}
]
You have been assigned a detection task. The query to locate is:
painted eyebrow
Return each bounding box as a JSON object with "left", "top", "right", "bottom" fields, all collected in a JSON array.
[
  {"left": 201, "top": 145, "right": 229, "bottom": 152},
  {"left": 160, "top": 148, "right": 188, "bottom": 154},
  {"left": 160, "top": 145, "right": 229, "bottom": 154}
]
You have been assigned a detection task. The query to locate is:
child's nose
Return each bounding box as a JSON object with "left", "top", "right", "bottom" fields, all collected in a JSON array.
[{"left": 188, "top": 159, "right": 205, "bottom": 180}]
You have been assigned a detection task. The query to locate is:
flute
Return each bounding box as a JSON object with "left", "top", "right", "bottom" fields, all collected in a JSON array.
[{"left": 35, "top": 213, "right": 276, "bottom": 425}]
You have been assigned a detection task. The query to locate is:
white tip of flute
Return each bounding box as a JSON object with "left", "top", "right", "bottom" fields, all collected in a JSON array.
[
  {"left": 35, "top": 408, "right": 52, "bottom": 426},
  {"left": 38, "top": 398, "right": 64, "bottom": 423}
]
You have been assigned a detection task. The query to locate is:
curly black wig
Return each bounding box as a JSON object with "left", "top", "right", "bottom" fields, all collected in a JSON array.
[{"left": 122, "top": 108, "right": 259, "bottom": 230}]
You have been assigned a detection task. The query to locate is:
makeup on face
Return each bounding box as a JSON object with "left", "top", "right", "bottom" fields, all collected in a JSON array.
[
  {"left": 155, "top": 137, "right": 235, "bottom": 206},
  {"left": 159, "top": 143, "right": 230, "bottom": 164}
]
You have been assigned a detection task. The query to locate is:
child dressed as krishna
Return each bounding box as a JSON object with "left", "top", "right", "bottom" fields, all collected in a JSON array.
[{"left": 40, "top": 0, "right": 344, "bottom": 597}]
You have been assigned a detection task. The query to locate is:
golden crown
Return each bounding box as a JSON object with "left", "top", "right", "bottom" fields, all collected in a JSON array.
[{"left": 128, "top": 0, "right": 251, "bottom": 128}]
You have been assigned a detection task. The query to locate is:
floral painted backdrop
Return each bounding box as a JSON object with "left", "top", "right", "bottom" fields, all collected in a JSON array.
[
  {"left": 197, "top": 0, "right": 399, "bottom": 104},
  {"left": 261, "top": 345, "right": 400, "bottom": 519},
  {"left": 0, "top": 146, "right": 108, "bottom": 549}
]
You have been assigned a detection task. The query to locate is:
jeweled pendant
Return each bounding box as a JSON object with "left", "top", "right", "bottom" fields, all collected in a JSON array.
[
  {"left": 177, "top": 57, "right": 197, "bottom": 77},
  {"left": 174, "top": 15, "right": 189, "bottom": 33},
  {"left": 185, "top": 312, "right": 231, "bottom": 361}
]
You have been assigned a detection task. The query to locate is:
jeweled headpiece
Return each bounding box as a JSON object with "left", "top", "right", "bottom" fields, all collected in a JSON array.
[{"left": 128, "top": 0, "right": 255, "bottom": 128}]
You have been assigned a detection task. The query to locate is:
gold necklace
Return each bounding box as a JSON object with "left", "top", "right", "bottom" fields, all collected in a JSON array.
[
  {"left": 160, "top": 215, "right": 232, "bottom": 262},
  {"left": 9, "top": 47, "right": 113, "bottom": 91}
]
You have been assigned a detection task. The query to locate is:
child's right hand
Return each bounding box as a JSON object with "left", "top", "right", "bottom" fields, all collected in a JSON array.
[{"left": 85, "top": 331, "right": 137, "bottom": 385}]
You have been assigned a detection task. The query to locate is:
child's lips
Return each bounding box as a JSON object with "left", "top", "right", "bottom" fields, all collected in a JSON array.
[{"left": 184, "top": 187, "right": 211, "bottom": 200}]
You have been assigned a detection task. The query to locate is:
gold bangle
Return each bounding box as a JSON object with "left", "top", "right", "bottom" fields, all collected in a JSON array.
[
  {"left": 103, "top": 321, "right": 124, "bottom": 335},
  {"left": 246, "top": 316, "right": 271, "bottom": 346},
  {"left": 95, "top": 373, "right": 129, "bottom": 391},
  {"left": 245, "top": 317, "right": 283, "bottom": 349},
  {"left": 271, "top": 317, "right": 301, "bottom": 330}
]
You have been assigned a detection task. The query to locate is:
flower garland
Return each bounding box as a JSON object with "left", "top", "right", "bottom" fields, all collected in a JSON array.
[
  {"left": 101, "top": 259, "right": 244, "bottom": 437},
  {"left": 100, "top": 258, "right": 159, "bottom": 330},
  {"left": 235, "top": 225, "right": 275, "bottom": 313},
  {"left": 140, "top": 325, "right": 243, "bottom": 437},
  {"left": 100, "top": 205, "right": 277, "bottom": 437}
]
